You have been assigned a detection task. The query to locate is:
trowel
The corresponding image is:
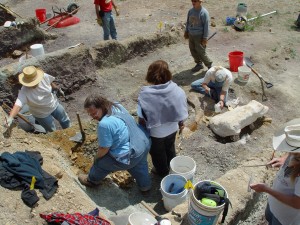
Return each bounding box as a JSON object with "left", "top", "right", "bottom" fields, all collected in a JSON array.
[{"left": 69, "top": 112, "right": 85, "bottom": 143}]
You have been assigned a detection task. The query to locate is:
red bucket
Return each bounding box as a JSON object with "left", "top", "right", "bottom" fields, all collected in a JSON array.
[
  {"left": 35, "top": 8, "right": 46, "bottom": 23},
  {"left": 228, "top": 51, "right": 244, "bottom": 72}
]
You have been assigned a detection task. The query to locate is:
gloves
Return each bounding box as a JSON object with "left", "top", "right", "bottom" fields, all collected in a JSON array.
[
  {"left": 115, "top": 7, "right": 120, "bottom": 16},
  {"left": 184, "top": 31, "right": 189, "bottom": 39},
  {"left": 96, "top": 18, "right": 103, "bottom": 26},
  {"left": 201, "top": 39, "right": 208, "bottom": 47},
  {"left": 4, "top": 116, "right": 13, "bottom": 128}
]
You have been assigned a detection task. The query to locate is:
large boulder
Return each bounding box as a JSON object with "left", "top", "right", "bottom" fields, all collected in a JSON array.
[{"left": 209, "top": 100, "right": 269, "bottom": 137}]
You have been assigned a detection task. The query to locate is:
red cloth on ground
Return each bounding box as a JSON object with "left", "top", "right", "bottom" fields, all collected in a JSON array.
[{"left": 40, "top": 212, "right": 111, "bottom": 225}]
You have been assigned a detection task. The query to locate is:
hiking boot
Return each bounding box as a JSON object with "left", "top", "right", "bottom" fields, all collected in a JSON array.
[
  {"left": 78, "top": 174, "right": 98, "bottom": 188},
  {"left": 191, "top": 63, "right": 204, "bottom": 72}
]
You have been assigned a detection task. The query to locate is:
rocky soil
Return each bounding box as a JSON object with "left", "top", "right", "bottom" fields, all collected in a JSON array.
[{"left": 0, "top": 0, "right": 300, "bottom": 224}]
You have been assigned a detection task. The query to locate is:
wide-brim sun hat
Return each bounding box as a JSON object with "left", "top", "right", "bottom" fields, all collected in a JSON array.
[
  {"left": 273, "top": 118, "right": 300, "bottom": 152},
  {"left": 19, "top": 66, "right": 44, "bottom": 87}
]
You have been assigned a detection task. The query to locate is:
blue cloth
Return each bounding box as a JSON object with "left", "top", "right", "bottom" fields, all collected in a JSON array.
[
  {"left": 35, "top": 103, "right": 70, "bottom": 132},
  {"left": 101, "top": 11, "right": 117, "bottom": 40},
  {"left": 191, "top": 78, "right": 227, "bottom": 103},
  {"left": 113, "top": 104, "right": 151, "bottom": 159},
  {"left": 0, "top": 151, "right": 58, "bottom": 199}
]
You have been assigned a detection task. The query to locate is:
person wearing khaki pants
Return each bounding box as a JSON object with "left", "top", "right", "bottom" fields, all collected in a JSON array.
[{"left": 184, "top": 0, "right": 212, "bottom": 72}]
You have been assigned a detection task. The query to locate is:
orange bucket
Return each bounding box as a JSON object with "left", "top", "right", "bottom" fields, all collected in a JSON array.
[
  {"left": 35, "top": 8, "right": 46, "bottom": 22},
  {"left": 228, "top": 51, "right": 244, "bottom": 72}
]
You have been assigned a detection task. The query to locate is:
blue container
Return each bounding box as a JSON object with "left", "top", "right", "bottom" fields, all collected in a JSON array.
[{"left": 226, "top": 17, "right": 236, "bottom": 25}]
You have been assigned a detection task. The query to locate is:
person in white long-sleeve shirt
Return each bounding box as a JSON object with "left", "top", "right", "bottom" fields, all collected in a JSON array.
[{"left": 4, "top": 66, "right": 70, "bottom": 132}]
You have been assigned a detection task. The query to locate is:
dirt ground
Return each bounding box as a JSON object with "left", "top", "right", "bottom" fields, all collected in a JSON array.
[{"left": 0, "top": 0, "right": 300, "bottom": 224}]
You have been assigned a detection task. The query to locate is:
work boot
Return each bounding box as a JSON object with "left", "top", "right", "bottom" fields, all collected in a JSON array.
[
  {"left": 78, "top": 174, "right": 98, "bottom": 188},
  {"left": 191, "top": 63, "right": 204, "bottom": 72}
]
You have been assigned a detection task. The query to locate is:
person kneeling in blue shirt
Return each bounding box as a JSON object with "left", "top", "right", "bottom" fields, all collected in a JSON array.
[{"left": 78, "top": 94, "right": 151, "bottom": 192}]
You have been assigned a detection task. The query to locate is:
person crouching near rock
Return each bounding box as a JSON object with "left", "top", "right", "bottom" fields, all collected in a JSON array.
[
  {"left": 137, "top": 60, "right": 188, "bottom": 177},
  {"left": 4, "top": 66, "right": 70, "bottom": 132},
  {"left": 250, "top": 118, "right": 300, "bottom": 225},
  {"left": 78, "top": 94, "right": 152, "bottom": 192},
  {"left": 190, "top": 66, "right": 233, "bottom": 110}
]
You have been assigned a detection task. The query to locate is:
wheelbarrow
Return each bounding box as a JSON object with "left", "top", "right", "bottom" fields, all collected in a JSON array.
[{"left": 40, "top": 3, "right": 80, "bottom": 30}]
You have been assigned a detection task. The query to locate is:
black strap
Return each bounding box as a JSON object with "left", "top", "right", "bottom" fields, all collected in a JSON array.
[{"left": 221, "top": 198, "right": 232, "bottom": 223}]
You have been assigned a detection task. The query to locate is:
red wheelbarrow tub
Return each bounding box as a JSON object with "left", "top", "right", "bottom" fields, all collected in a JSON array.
[{"left": 48, "top": 15, "right": 80, "bottom": 28}]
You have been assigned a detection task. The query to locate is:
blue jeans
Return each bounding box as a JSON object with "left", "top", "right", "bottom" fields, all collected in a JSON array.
[
  {"left": 102, "top": 11, "right": 117, "bottom": 40},
  {"left": 265, "top": 204, "right": 282, "bottom": 225},
  {"left": 88, "top": 148, "right": 151, "bottom": 190},
  {"left": 191, "top": 79, "right": 227, "bottom": 103},
  {"left": 34, "top": 103, "right": 70, "bottom": 132}
]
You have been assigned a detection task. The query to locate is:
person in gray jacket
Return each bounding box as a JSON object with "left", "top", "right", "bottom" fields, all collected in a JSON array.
[{"left": 184, "top": 0, "right": 213, "bottom": 72}]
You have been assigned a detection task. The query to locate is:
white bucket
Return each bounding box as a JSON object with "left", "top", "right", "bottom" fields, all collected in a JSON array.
[
  {"left": 127, "top": 212, "right": 157, "bottom": 225},
  {"left": 170, "top": 156, "right": 196, "bottom": 182},
  {"left": 188, "top": 180, "right": 228, "bottom": 225},
  {"left": 238, "top": 66, "right": 251, "bottom": 83},
  {"left": 160, "top": 174, "right": 188, "bottom": 211},
  {"left": 30, "top": 44, "right": 45, "bottom": 57}
]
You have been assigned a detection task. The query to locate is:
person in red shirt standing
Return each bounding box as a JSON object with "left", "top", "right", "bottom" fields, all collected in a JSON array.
[{"left": 94, "top": 0, "right": 120, "bottom": 40}]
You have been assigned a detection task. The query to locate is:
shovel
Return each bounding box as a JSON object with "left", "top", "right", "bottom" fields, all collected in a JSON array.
[
  {"left": 2, "top": 103, "right": 46, "bottom": 134},
  {"left": 69, "top": 112, "right": 85, "bottom": 143},
  {"left": 244, "top": 57, "right": 273, "bottom": 88}
]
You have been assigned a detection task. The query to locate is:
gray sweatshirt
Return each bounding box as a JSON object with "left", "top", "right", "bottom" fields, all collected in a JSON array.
[{"left": 186, "top": 6, "right": 209, "bottom": 39}]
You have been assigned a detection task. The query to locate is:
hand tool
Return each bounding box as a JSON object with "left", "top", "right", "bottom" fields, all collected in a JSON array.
[
  {"left": 244, "top": 57, "right": 273, "bottom": 101},
  {"left": 141, "top": 201, "right": 171, "bottom": 225},
  {"left": 69, "top": 112, "right": 85, "bottom": 143},
  {"left": 244, "top": 57, "right": 273, "bottom": 88},
  {"left": 207, "top": 31, "right": 217, "bottom": 41},
  {"left": 242, "top": 164, "right": 269, "bottom": 167},
  {"left": 0, "top": 3, "right": 24, "bottom": 19},
  {"left": 2, "top": 103, "right": 46, "bottom": 134}
]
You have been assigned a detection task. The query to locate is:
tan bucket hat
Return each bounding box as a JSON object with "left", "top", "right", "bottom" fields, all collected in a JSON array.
[
  {"left": 19, "top": 66, "right": 44, "bottom": 87},
  {"left": 273, "top": 118, "right": 300, "bottom": 152}
]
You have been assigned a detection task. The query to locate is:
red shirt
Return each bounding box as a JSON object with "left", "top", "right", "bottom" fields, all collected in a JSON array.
[{"left": 94, "top": 0, "right": 113, "bottom": 12}]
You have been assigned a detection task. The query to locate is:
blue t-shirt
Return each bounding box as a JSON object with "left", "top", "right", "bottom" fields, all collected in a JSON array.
[{"left": 98, "top": 111, "right": 130, "bottom": 162}]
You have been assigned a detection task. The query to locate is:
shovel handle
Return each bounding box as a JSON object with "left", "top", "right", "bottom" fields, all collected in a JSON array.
[
  {"left": 76, "top": 113, "right": 84, "bottom": 133},
  {"left": 249, "top": 67, "right": 262, "bottom": 79},
  {"left": 2, "top": 103, "right": 33, "bottom": 126},
  {"left": 250, "top": 67, "right": 273, "bottom": 88},
  {"left": 141, "top": 201, "right": 159, "bottom": 217}
]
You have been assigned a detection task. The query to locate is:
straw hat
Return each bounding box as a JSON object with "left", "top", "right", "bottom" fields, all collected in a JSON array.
[
  {"left": 19, "top": 66, "right": 44, "bottom": 87},
  {"left": 273, "top": 118, "right": 300, "bottom": 152}
]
